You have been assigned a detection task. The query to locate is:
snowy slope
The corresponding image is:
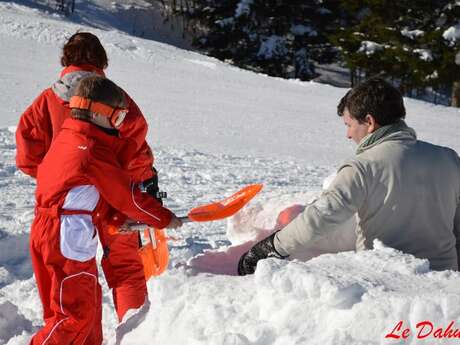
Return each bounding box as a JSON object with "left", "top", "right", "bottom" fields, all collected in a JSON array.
[{"left": 1, "top": 1, "right": 460, "bottom": 345}]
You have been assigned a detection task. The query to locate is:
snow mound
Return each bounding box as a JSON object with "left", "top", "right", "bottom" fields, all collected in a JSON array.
[{"left": 120, "top": 242, "right": 460, "bottom": 345}]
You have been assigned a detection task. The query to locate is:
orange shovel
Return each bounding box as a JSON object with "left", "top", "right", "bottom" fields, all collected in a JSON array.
[
  {"left": 125, "top": 183, "right": 263, "bottom": 229},
  {"left": 114, "top": 184, "right": 263, "bottom": 280}
]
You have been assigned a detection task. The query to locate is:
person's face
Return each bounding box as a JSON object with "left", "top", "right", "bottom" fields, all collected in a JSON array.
[{"left": 342, "top": 108, "right": 375, "bottom": 144}]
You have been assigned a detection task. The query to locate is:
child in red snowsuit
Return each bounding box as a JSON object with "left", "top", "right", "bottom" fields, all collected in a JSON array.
[
  {"left": 30, "top": 76, "right": 182, "bottom": 344},
  {"left": 16, "top": 32, "right": 161, "bottom": 322}
]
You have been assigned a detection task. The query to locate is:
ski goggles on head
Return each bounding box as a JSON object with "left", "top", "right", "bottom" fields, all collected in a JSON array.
[{"left": 69, "top": 96, "right": 128, "bottom": 128}]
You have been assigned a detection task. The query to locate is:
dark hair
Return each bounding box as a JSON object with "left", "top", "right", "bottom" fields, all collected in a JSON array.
[
  {"left": 71, "top": 76, "right": 125, "bottom": 120},
  {"left": 337, "top": 78, "right": 406, "bottom": 126},
  {"left": 61, "top": 32, "right": 108, "bottom": 69},
  {"left": 337, "top": 90, "right": 350, "bottom": 117}
]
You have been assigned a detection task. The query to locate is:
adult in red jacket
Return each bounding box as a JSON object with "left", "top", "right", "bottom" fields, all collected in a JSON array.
[
  {"left": 30, "top": 76, "right": 181, "bottom": 344},
  {"left": 16, "top": 32, "right": 159, "bottom": 322}
]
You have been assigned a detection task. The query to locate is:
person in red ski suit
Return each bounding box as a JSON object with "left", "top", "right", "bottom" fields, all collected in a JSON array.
[
  {"left": 16, "top": 32, "right": 162, "bottom": 322},
  {"left": 30, "top": 75, "right": 182, "bottom": 345}
]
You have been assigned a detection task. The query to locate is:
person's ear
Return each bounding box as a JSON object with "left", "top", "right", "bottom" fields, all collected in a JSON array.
[{"left": 365, "top": 114, "right": 379, "bottom": 133}]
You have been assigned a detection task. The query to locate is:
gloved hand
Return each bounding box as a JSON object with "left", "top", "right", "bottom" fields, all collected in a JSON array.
[
  {"left": 141, "top": 167, "right": 166, "bottom": 204},
  {"left": 166, "top": 214, "right": 183, "bottom": 229},
  {"left": 238, "top": 231, "right": 288, "bottom": 276}
]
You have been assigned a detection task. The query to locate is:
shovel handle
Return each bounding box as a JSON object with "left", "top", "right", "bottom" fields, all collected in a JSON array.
[
  {"left": 178, "top": 216, "right": 191, "bottom": 223},
  {"left": 124, "top": 216, "right": 190, "bottom": 232}
]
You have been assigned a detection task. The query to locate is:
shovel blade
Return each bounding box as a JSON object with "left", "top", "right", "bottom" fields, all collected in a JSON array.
[{"left": 188, "top": 184, "right": 263, "bottom": 222}]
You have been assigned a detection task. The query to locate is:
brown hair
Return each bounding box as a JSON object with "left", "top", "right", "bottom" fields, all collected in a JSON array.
[
  {"left": 61, "top": 32, "right": 108, "bottom": 69},
  {"left": 71, "top": 76, "right": 125, "bottom": 120},
  {"left": 337, "top": 78, "right": 406, "bottom": 126}
]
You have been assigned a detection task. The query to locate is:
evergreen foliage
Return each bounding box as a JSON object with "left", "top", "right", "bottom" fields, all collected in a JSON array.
[
  {"left": 179, "top": 0, "right": 340, "bottom": 80},
  {"left": 333, "top": 0, "right": 460, "bottom": 105},
  {"left": 157, "top": 0, "right": 460, "bottom": 106}
]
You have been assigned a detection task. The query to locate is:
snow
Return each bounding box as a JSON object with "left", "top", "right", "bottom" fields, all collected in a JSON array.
[
  {"left": 215, "top": 17, "right": 234, "bottom": 28},
  {"left": 0, "top": 1, "right": 460, "bottom": 345},
  {"left": 235, "top": 0, "right": 253, "bottom": 18},
  {"left": 401, "top": 28, "right": 424, "bottom": 40},
  {"left": 425, "top": 70, "right": 439, "bottom": 81},
  {"left": 257, "top": 35, "right": 287, "bottom": 59},
  {"left": 443, "top": 23, "right": 460, "bottom": 43},
  {"left": 116, "top": 241, "right": 460, "bottom": 345},
  {"left": 318, "top": 7, "right": 332, "bottom": 15},
  {"left": 358, "top": 40, "right": 384, "bottom": 56},
  {"left": 413, "top": 48, "right": 433, "bottom": 62},
  {"left": 291, "top": 24, "right": 317, "bottom": 37}
]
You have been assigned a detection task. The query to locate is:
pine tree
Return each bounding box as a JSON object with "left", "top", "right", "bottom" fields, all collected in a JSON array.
[
  {"left": 332, "top": 0, "right": 460, "bottom": 105},
  {"left": 155, "top": 0, "right": 460, "bottom": 106},
  {"left": 435, "top": 1, "right": 460, "bottom": 106},
  {"left": 176, "top": 0, "right": 341, "bottom": 81}
]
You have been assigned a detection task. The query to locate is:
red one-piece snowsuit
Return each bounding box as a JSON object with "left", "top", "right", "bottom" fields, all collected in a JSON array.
[
  {"left": 30, "top": 118, "right": 173, "bottom": 345},
  {"left": 16, "top": 65, "right": 156, "bottom": 322}
]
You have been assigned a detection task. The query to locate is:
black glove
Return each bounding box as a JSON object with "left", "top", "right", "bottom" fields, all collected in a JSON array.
[
  {"left": 238, "top": 231, "right": 288, "bottom": 276},
  {"left": 141, "top": 168, "right": 167, "bottom": 204}
]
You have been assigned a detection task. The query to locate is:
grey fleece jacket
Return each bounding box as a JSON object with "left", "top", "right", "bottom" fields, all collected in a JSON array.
[{"left": 275, "top": 122, "right": 460, "bottom": 271}]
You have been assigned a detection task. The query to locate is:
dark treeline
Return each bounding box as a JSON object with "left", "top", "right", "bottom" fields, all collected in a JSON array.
[
  {"left": 153, "top": 0, "right": 460, "bottom": 107},
  {"left": 53, "top": 0, "right": 75, "bottom": 15}
]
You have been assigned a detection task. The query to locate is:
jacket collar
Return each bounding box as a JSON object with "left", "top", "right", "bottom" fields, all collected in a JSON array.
[
  {"left": 52, "top": 65, "right": 105, "bottom": 103},
  {"left": 356, "top": 120, "right": 417, "bottom": 155},
  {"left": 60, "top": 64, "right": 105, "bottom": 78}
]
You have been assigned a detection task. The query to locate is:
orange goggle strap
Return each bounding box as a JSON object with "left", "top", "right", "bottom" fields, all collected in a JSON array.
[{"left": 69, "top": 96, "right": 128, "bottom": 127}]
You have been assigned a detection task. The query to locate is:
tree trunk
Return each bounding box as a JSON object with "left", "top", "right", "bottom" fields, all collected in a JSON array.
[{"left": 451, "top": 81, "right": 460, "bottom": 107}]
